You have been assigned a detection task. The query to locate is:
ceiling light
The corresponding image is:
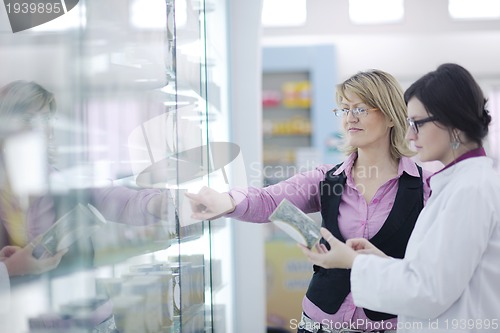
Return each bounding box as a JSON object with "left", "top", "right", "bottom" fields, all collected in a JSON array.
[
  {"left": 449, "top": 0, "right": 500, "bottom": 19},
  {"left": 261, "top": 0, "right": 307, "bottom": 27},
  {"left": 349, "top": 0, "right": 404, "bottom": 24}
]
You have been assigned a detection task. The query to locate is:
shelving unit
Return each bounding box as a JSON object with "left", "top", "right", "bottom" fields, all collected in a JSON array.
[
  {"left": 262, "top": 45, "right": 340, "bottom": 180},
  {"left": 262, "top": 72, "right": 313, "bottom": 185}
]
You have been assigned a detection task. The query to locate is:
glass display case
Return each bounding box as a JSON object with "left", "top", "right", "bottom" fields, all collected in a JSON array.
[{"left": 0, "top": 0, "right": 232, "bottom": 332}]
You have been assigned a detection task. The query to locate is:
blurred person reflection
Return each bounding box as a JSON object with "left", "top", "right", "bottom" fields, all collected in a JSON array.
[{"left": 0, "top": 81, "right": 170, "bottom": 257}]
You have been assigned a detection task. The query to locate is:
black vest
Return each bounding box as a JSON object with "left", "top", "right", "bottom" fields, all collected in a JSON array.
[{"left": 305, "top": 163, "right": 423, "bottom": 321}]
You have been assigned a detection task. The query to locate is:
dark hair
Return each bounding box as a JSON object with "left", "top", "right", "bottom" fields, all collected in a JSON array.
[{"left": 404, "top": 63, "right": 491, "bottom": 146}]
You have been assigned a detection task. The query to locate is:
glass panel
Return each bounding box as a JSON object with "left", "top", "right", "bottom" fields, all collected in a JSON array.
[
  {"left": 203, "top": 1, "right": 235, "bottom": 331},
  {"left": 0, "top": 0, "right": 231, "bottom": 332}
]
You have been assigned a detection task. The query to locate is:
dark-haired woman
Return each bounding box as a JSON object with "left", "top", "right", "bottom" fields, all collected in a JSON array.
[{"left": 301, "top": 63, "right": 500, "bottom": 333}]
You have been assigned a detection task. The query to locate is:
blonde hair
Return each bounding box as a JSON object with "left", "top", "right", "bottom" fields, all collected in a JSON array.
[
  {"left": 336, "top": 69, "right": 415, "bottom": 160},
  {"left": 0, "top": 80, "right": 56, "bottom": 120}
]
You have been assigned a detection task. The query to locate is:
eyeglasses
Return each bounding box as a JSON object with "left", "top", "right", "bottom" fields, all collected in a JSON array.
[
  {"left": 332, "top": 107, "right": 378, "bottom": 118},
  {"left": 407, "top": 116, "right": 438, "bottom": 134},
  {"left": 23, "top": 112, "right": 54, "bottom": 128}
]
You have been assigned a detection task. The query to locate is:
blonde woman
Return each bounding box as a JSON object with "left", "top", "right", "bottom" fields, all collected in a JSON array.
[{"left": 187, "top": 69, "right": 431, "bottom": 332}]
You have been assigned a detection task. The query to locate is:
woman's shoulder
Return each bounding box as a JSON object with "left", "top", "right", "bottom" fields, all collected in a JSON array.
[
  {"left": 469, "top": 157, "right": 500, "bottom": 186},
  {"left": 400, "top": 156, "right": 429, "bottom": 177},
  {"left": 437, "top": 157, "right": 499, "bottom": 194}
]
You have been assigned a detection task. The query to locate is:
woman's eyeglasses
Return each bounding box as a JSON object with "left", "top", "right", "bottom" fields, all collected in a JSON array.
[
  {"left": 332, "top": 107, "right": 378, "bottom": 118},
  {"left": 407, "top": 116, "right": 437, "bottom": 134}
]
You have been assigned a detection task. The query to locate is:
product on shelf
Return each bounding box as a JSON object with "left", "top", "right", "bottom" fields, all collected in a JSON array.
[
  {"left": 112, "top": 295, "right": 146, "bottom": 333},
  {"left": 121, "top": 275, "right": 163, "bottom": 333},
  {"left": 281, "top": 81, "right": 311, "bottom": 108},
  {"left": 28, "top": 297, "right": 114, "bottom": 332},
  {"left": 128, "top": 263, "right": 175, "bottom": 328},
  {"left": 179, "top": 254, "right": 205, "bottom": 306},
  {"left": 270, "top": 116, "right": 312, "bottom": 136},
  {"left": 262, "top": 90, "right": 281, "bottom": 107},
  {"left": 178, "top": 222, "right": 203, "bottom": 240}
]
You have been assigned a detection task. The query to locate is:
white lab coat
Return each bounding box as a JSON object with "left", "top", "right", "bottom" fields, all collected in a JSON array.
[
  {"left": 0, "top": 262, "right": 9, "bottom": 313},
  {"left": 351, "top": 157, "right": 500, "bottom": 332}
]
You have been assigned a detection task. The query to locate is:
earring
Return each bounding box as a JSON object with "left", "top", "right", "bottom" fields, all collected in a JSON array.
[{"left": 451, "top": 131, "right": 460, "bottom": 150}]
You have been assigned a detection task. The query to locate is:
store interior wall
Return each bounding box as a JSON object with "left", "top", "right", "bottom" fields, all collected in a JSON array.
[{"left": 229, "top": 2, "right": 267, "bottom": 333}]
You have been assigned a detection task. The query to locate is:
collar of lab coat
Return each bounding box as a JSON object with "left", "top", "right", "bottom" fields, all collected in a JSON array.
[{"left": 429, "top": 157, "right": 493, "bottom": 193}]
